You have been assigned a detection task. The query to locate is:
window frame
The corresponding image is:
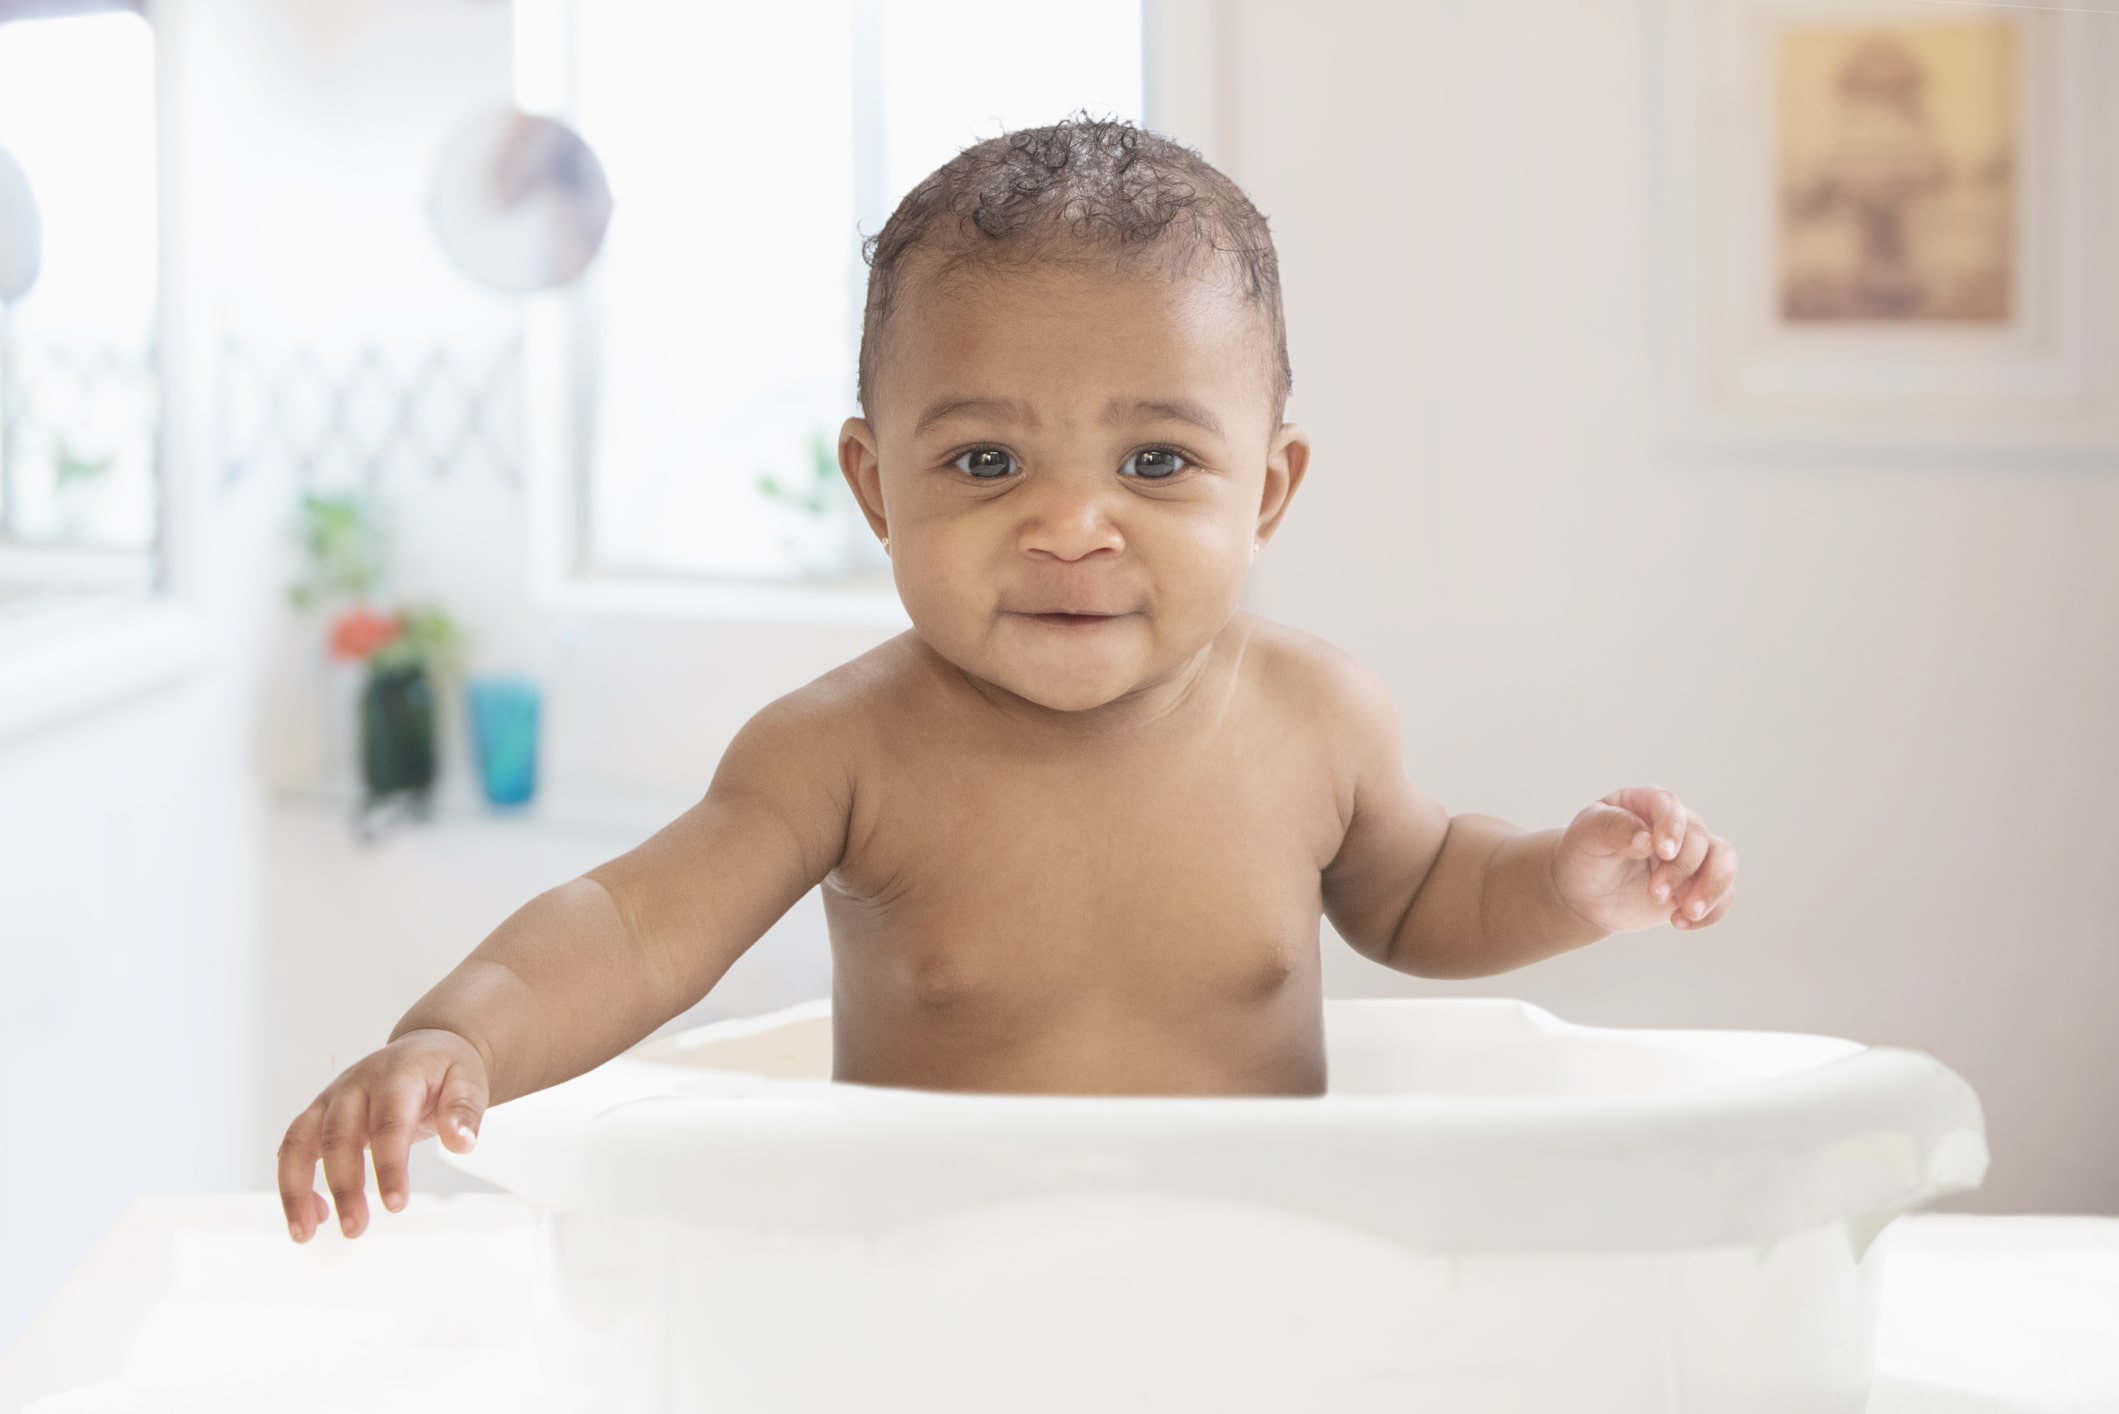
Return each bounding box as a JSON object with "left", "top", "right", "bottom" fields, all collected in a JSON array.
[
  {"left": 0, "top": 0, "right": 165, "bottom": 599},
  {"left": 511, "top": 0, "right": 905, "bottom": 628},
  {"left": 512, "top": 0, "right": 1222, "bottom": 627},
  {"left": 0, "top": 0, "right": 208, "bottom": 744}
]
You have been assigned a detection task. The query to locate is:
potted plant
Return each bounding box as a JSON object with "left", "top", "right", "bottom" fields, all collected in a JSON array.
[
  {"left": 333, "top": 602, "right": 464, "bottom": 807},
  {"left": 288, "top": 492, "right": 465, "bottom": 817}
]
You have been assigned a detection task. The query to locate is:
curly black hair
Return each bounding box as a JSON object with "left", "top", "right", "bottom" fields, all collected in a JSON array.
[{"left": 856, "top": 111, "right": 1293, "bottom": 432}]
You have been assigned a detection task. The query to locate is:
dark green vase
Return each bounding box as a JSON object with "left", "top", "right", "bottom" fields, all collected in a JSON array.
[{"left": 361, "top": 664, "right": 436, "bottom": 801}]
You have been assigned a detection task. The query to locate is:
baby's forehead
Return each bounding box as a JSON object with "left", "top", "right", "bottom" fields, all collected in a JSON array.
[
  {"left": 906, "top": 241, "right": 1247, "bottom": 315},
  {"left": 900, "top": 252, "right": 1267, "bottom": 364},
  {"left": 873, "top": 245, "right": 1278, "bottom": 433}
]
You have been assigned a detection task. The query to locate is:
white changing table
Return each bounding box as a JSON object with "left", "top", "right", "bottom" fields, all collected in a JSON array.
[{"left": 2, "top": 1193, "right": 2114, "bottom": 1413}]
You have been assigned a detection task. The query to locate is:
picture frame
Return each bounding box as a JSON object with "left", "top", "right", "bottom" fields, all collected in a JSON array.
[{"left": 1648, "top": 0, "right": 2119, "bottom": 462}]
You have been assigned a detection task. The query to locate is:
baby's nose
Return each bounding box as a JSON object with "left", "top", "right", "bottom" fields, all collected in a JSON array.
[{"left": 1017, "top": 483, "right": 1124, "bottom": 561}]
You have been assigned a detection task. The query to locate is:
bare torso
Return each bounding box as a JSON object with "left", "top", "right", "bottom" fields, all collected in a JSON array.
[{"left": 819, "top": 611, "right": 1351, "bottom": 1095}]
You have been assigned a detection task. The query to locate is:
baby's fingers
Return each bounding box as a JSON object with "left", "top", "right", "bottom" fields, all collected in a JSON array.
[
  {"left": 368, "top": 1067, "right": 439, "bottom": 1218},
  {"left": 434, "top": 1056, "right": 488, "bottom": 1155},
  {"left": 1672, "top": 835, "right": 1738, "bottom": 929},
  {"left": 1648, "top": 815, "right": 1711, "bottom": 906},
  {"left": 278, "top": 1100, "right": 329, "bottom": 1243},
  {"left": 318, "top": 1088, "right": 373, "bottom": 1239},
  {"left": 1604, "top": 785, "right": 1688, "bottom": 862}
]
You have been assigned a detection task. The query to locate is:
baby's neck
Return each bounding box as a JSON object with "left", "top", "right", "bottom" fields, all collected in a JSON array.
[{"left": 919, "top": 616, "right": 1248, "bottom": 746}]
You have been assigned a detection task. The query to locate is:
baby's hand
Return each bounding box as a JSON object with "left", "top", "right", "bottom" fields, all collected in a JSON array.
[
  {"left": 1552, "top": 786, "right": 1737, "bottom": 935},
  {"left": 277, "top": 1028, "right": 489, "bottom": 1242}
]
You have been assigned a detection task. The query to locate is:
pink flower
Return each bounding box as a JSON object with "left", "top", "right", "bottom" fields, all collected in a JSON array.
[{"left": 329, "top": 607, "right": 401, "bottom": 662}]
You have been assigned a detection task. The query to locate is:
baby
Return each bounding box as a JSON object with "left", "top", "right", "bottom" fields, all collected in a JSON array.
[{"left": 281, "top": 116, "right": 1736, "bottom": 1243}]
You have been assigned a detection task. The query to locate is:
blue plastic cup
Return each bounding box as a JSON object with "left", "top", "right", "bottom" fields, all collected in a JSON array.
[{"left": 467, "top": 675, "right": 541, "bottom": 808}]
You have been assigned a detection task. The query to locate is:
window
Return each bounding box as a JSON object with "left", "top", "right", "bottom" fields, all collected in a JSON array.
[
  {"left": 0, "top": 6, "right": 159, "bottom": 611},
  {"left": 518, "top": 0, "right": 1144, "bottom": 608}
]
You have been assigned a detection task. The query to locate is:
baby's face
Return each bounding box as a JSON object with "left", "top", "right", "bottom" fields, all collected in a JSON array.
[{"left": 840, "top": 257, "right": 1308, "bottom": 721}]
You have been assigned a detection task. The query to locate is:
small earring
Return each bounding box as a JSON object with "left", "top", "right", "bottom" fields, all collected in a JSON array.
[
  {"left": 1250, "top": 541, "right": 1260, "bottom": 561},
  {"left": 881, "top": 536, "right": 890, "bottom": 554}
]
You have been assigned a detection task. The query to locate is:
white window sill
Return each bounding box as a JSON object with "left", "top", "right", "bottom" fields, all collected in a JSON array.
[
  {"left": 0, "top": 596, "right": 213, "bottom": 747},
  {"left": 533, "top": 570, "right": 912, "bottom": 628}
]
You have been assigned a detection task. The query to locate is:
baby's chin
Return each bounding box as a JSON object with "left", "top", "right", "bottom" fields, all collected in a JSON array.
[
  {"left": 988, "top": 629, "right": 1229, "bottom": 721},
  {"left": 993, "top": 667, "right": 1142, "bottom": 715},
  {"left": 906, "top": 615, "right": 1158, "bottom": 716},
  {"left": 985, "top": 638, "right": 1148, "bottom": 715}
]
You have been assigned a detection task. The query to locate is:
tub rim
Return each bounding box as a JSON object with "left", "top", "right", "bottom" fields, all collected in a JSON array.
[{"left": 442, "top": 997, "right": 1988, "bottom": 1260}]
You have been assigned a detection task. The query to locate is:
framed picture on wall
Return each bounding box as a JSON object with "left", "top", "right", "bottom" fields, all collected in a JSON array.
[{"left": 1649, "top": 0, "right": 2119, "bottom": 460}]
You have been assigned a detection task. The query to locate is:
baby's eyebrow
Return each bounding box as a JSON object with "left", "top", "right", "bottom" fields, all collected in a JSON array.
[
  {"left": 911, "top": 395, "right": 1225, "bottom": 441},
  {"left": 913, "top": 396, "right": 1036, "bottom": 438},
  {"left": 1116, "top": 397, "right": 1225, "bottom": 440}
]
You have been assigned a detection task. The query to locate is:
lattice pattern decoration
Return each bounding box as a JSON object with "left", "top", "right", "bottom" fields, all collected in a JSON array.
[
  {"left": 0, "top": 331, "right": 159, "bottom": 551},
  {"left": 219, "top": 337, "right": 524, "bottom": 492}
]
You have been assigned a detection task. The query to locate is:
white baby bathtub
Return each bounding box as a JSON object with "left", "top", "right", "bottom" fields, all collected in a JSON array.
[{"left": 440, "top": 997, "right": 1987, "bottom": 1414}]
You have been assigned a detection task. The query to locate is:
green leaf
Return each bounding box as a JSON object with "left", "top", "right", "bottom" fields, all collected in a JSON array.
[
  {"left": 286, "top": 490, "right": 389, "bottom": 612},
  {"left": 53, "top": 439, "right": 114, "bottom": 487}
]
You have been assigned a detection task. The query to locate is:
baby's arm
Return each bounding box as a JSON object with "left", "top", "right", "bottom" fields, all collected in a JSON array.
[
  {"left": 279, "top": 687, "right": 852, "bottom": 1240},
  {"left": 1318, "top": 656, "right": 1608, "bottom": 978},
  {"left": 1318, "top": 653, "right": 1738, "bottom": 973}
]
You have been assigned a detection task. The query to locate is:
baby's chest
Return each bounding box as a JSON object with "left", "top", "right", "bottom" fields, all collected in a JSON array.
[{"left": 827, "top": 736, "right": 1346, "bottom": 1002}]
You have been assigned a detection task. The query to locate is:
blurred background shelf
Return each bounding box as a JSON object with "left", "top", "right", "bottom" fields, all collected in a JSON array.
[{"left": 268, "top": 780, "right": 679, "bottom": 843}]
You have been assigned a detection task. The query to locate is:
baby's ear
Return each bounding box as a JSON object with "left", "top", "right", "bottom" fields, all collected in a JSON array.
[
  {"left": 838, "top": 416, "right": 887, "bottom": 538},
  {"left": 1256, "top": 422, "right": 1311, "bottom": 541}
]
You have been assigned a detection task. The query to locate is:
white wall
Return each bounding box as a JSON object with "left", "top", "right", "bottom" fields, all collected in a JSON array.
[
  {"left": 0, "top": 680, "right": 258, "bottom": 1352},
  {"left": 1225, "top": 0, "right": 2118, "bottom": 1215}
]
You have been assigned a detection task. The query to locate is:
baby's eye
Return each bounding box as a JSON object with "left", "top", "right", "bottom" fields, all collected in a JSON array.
[
  {"left": 952, "top": 447, "right": 1016, "bottom": 479},
  {"left": 1121, "top": 447, "right": 1189, "bottom": 480}
]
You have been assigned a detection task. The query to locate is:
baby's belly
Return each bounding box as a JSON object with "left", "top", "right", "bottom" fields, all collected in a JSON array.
[{"left": 818, "top": 881, "right": 1329, "bottom": 1097}]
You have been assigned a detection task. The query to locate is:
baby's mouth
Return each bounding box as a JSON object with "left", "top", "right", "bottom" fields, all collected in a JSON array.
[{"left": 1015, "top": 610, "right": 1128, "bottom": 628}]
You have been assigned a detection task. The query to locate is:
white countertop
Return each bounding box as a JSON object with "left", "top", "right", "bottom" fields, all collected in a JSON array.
[{"left": 3, "top": 1194, "right": 2115, "bottom": 1413}]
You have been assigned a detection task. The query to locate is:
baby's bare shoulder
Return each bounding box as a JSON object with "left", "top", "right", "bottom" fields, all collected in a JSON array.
[
  {"left": 769, "top": 632, "right": 914, "bottom": 713},
  {"left": 739, "top": 629, "right": 900, "bottom": 724},
  {"left": 1230, "top": 613, "right": 1405, "bottom": 828},
  {"left": 737, "top": 631, "right": 928, "bottom": 773},
  {"left": 1232, "top": 612, "right": 1395, "bottom": 727},
  {"left": 694, "top": 637, "right": 926, "bottom": 878}
]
